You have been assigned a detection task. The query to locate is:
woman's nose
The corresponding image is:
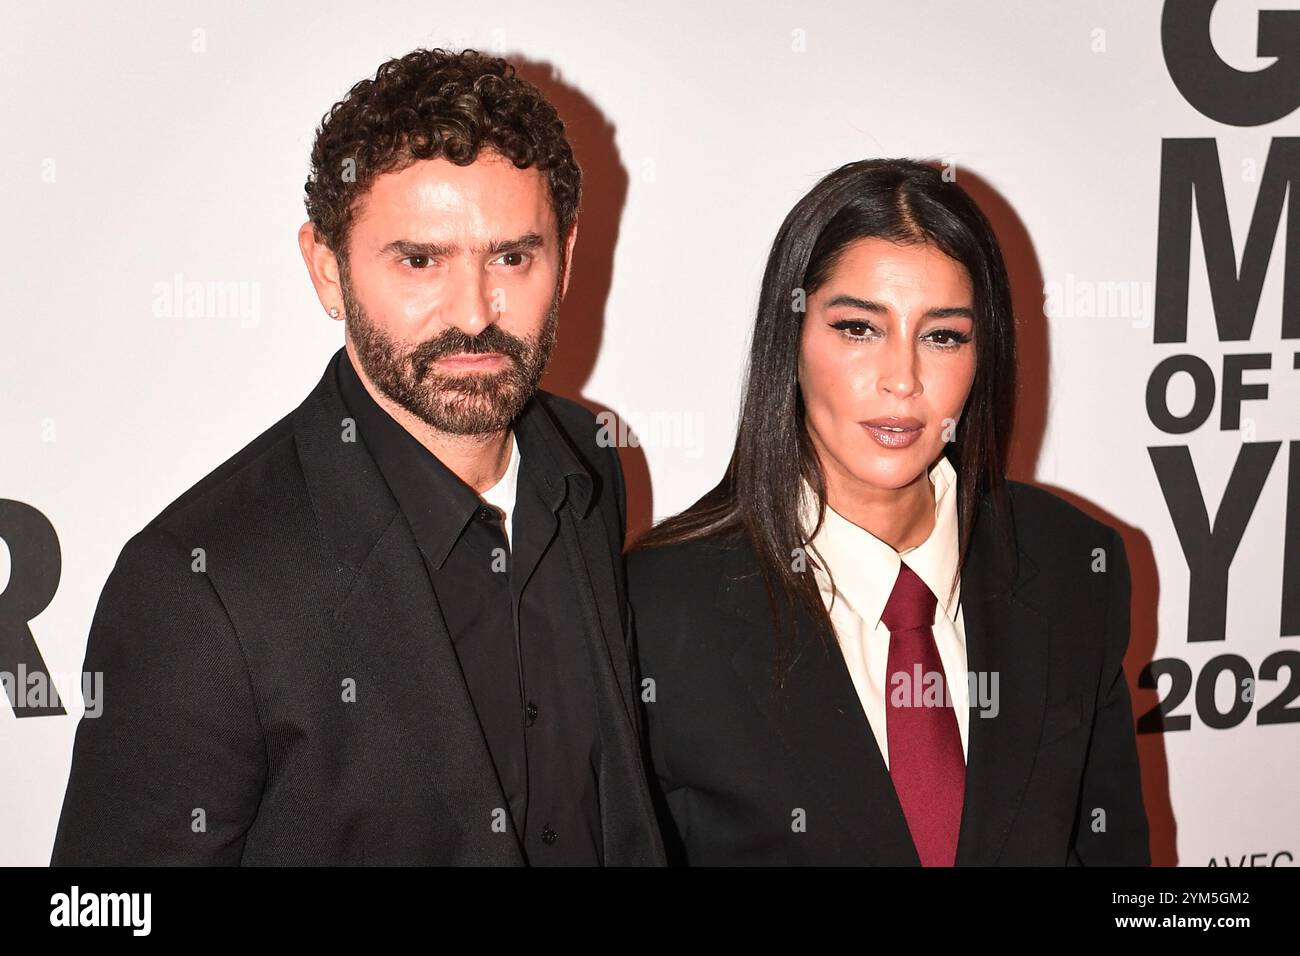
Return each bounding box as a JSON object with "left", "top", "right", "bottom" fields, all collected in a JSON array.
[{"left": 878, "top": 341, "right": 922, "bottom": 397}]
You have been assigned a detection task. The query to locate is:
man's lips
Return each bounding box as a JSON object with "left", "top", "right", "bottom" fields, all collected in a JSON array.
[{"left": 434, "top": 352, "right": 508, "bottom": 369}]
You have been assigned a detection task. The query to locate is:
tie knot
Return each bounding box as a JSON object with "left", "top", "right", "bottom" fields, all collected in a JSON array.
[{"left": 880, "top": 561, "right": 937, "bottom": 632}]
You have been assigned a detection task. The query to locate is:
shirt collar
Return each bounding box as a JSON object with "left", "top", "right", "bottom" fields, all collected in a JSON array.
[
  {"left": 799, "top": 454, "right": 961, "bottom": 630},
  {"left": 479, "top": 427, "right": 522, "bottom": 540},
  {"left": 334, "top": 347, "right": 591, "bottom": 570},
  {"left": 480, "top": 426, "right": 521, "bottom": 513},
  {"left": 511, "top": 388, "right": 594, "bottom": 518}
]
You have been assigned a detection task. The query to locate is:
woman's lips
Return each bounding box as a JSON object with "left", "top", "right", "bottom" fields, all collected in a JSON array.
[{"left": 861, "top": 418, "right": 923, "bottom": 449}]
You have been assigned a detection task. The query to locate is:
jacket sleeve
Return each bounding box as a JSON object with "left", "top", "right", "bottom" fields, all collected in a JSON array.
[
  {"left": 50, "top": 526, "right": 267, "bottom": 865},
  {"left": 1071, "top": 527, "right": 1151, "bottom": 865}
]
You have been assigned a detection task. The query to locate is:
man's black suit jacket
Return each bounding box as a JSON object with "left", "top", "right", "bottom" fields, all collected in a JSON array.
[
  {"left": 627, "top": 480, "right": 1150, "bottom": 865},
  {"left": 51, "top": 349, "right": 665, "bottom": 865}
]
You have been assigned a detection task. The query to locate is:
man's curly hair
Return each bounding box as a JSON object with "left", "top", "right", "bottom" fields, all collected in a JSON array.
[{"left": 304, "top": 48, "right": 581, "bottom": 261}]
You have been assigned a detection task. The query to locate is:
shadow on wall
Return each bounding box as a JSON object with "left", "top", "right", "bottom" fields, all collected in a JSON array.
[
  {"left": 963, "top": 168, "right": 1173, "bottom": 866},
  {"left": 514, "top": 55, "right": 656, "bottom": 543}
]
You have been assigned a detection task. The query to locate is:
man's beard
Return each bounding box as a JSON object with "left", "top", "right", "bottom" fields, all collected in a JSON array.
[{"left": 341, "top": 270, "right": 559, "bottom": 436}]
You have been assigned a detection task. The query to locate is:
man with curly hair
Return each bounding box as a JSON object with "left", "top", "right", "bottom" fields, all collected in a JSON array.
[{"left": 52, "top": 49, "right": 666, "bottom": 866}]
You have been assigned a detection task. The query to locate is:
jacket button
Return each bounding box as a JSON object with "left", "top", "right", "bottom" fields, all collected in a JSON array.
[
  {"left": 525, "top": 701, "right": 539, "bottom": 726},
  {"left": 541, "top": 826, "right": 557, "bottom": 845}
]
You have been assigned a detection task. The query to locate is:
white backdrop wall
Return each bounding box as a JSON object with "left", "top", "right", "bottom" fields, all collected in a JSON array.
[{"left": 2, "top": 0, "right": 1296, "bottom": 866}]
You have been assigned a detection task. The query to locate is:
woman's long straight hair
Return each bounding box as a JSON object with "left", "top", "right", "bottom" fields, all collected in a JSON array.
[{"left": 633, "top": 158, "right": 1020, "bottom": 684}]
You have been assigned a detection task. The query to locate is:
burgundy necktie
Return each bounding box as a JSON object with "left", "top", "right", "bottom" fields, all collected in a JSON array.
[{"left": 882, "top": 560, "right": 965, "bottom": 866}]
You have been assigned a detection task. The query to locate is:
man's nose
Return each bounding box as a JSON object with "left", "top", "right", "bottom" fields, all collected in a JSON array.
[{"left": 442, "top": 262, "right": 496, "bottom": 336}]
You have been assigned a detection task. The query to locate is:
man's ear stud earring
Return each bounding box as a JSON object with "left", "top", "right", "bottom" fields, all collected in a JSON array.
[{"left": 328, "top": 307, "right": 341, "bottom": 319}]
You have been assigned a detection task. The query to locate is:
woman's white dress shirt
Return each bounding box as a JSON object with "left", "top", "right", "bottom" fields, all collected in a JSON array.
[{"left": 798, "top": 455, "right": 968, "bottom": 769}]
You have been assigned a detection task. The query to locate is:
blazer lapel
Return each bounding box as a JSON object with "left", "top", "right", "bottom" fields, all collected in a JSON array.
[
  {"left": 721, "top": 544, "right": 921, "bottom": 864},
  {"left": 510, "top": 396, "right": 661, "bottom": 863},
  {"left": 515, "top": 398, "right": 637, "bottom": 728},
  {"left": 953, "top": 497, "right": 1049, "bottom": 865},
  {"left": 293, "top": 352, "right": 524, "bottom": 864},
  {"left": 556, "top": 462, "right": 675, "bottom": 863},
  {"left": 559, "top": 505, "right": 636, "bottom": 725}
]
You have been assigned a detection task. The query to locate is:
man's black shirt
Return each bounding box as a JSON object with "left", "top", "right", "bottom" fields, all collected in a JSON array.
[{"left": 336, "top": 351, "right": 602, "bottom": 864}]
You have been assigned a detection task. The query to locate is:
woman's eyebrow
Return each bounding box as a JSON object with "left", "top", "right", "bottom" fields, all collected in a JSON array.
[
  {"left": 824, "top": 294, "right": 974, "bottom": 320},
  {"left": 925, "top": 305, "right": 975, "bottom": 319},
  {"left": 825, "top": 294, "right": 888, "bottom": 313}
]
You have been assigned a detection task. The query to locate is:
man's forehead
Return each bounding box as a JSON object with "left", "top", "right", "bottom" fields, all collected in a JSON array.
[
  {"left": 353, "top": 153, "right": 554, "bottom": 239},
  {"left": 376, "top": 154, "right": 549, "bottom": 208}
]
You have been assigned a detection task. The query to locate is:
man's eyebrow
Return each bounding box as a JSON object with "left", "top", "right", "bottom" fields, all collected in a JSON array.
[
  {"left": 824, "top": 294, "right": 974, "bottom": 320},
  {"left": 485, "top": 232, "right": 545, "bottom": 255},
  {"left": 379, "top": 233, "right": 546, "bottom": 258},
  {"left": 381, "top": 239, "right": 456, "bottom": 258}
]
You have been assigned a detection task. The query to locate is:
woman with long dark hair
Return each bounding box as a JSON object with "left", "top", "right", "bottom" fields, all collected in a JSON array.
[{"left": 627, "top": 158, "right": 1149, "bottom": 866}]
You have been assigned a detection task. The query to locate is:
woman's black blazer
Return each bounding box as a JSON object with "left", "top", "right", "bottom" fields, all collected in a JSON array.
[{"left": 626, "top": 479, "right": 1150, "bottom": 865}]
